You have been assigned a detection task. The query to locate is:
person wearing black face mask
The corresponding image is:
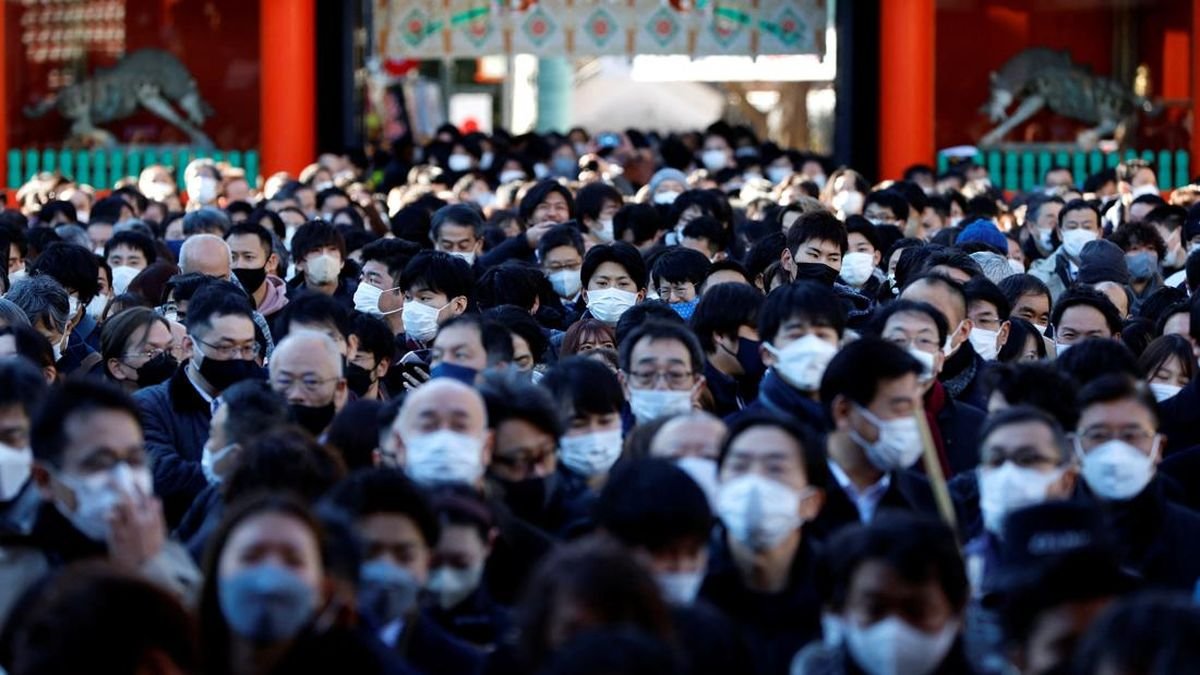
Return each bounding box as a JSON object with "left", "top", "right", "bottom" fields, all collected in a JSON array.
[
  {"left": 226, "top": 222, "right": 290, "bottom": 319},
  {"left": 347, "top": 313, "right": 395, "bottom": 401},
  {"left": 269, "top": 331, "right": 348, "bottom": 440},
  {"left": 690, "top": 283, "right": 765, "bottom": 417},
  {"left": 100, "top": 308, "right": 179, "bottom": 391},
  {"left": 133, "top": 286, "right": 265, "bottom": 527}
]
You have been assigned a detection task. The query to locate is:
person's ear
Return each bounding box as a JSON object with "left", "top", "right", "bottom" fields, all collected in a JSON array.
[
  {"left": 872, "top": 250, "right": 882, "bottom": 267},
  {"left": 690, "top": 375, "right": 706, "bottom": 407},
  {"left": 933, "top": 350, "right": 946, "bottom": 378},
  {"left": 346, "top": 334, "right": 360, "bottom": 362},
  {"left": 451, "top": 295, "right": 468, "bottom": 316},
  {"left": 635, "top": 289, "right": 646, "bottom": 303},
  {"left": 580, "top": 289, "right": 589, "bottom": 305},
  {"left": 334, "top": 378, "right": 349, "bottom": 409},
  {"left": 831, "top": 394, "right": 853, "bottom": 431},
  {"left": 799, "top": 487, "right": 825, "bottom": 521},
  {"left": 759, "top": 341, "right": 776, "bottom": 367},
  {"left": 780, "top": 247, "right": 795, "bottom": 273},
  {"left": 480, "top": 429, "right": 494, "bottom": 469},
  {"left": 617, "top": 370, "right": 631, "bottom": 400},
  {"left": 530, "top": 296, "right": 540, "bottom": 315},
  {"left": 106, "top": 358, "right": 126, "bottom": 381},
  {"left": 374, "top": 359, "right": 390, "bottom": 380},
  {"left": 996, "top": 320, "right": 1011, "bottom": 352},
  {"left": 266, "top": 253, "right": 280, "bottom": 274}
]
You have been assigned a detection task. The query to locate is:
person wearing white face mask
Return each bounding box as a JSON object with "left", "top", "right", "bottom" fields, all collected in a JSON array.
[
  {"left": 538, "top": 225, "right": 586, "bottom": 310},
  {"left": 814, "top": 338, "right": 947, "bottom": 537},
  {"left": 581, "top": 243, "right": 647, "bottom": 327},
  {"left": 792, "top": 512, "right": 970, "bottom": 675},
  {"left": 0, "top": 360, "right": 47, "bottom": 623},
  {"left": 1072, "top": 375, "right": 1200, "bottom": 589},
  {"left": 430, "top": 204, "right": 484, "bottom": 267},
  {"left": 183, "top": 158, "right": 221, "bottom": 210},
  {"left": 900, "top": 274, "right": 990, "bottom": 411},
  {"left": 27, "top": 380, "right": 201, "bottom": 606},
  {"left": 397, "top": 251, "right": 471, "bottom": 348},
  {"left": 26, "top": 241, "right": 105, "bottom": 363},
  {"left": 1029, "top": 200, "right": 1103, "bottom": 301},
  {"left": 1138, "top": 334, "right": 1193, "bottom": 404},
  {"left": 877, "top": 300, "right": 989, "bottom": 478},
  {"left": 576, "top": 182, "right": 622, "bottom": 247},
  {"left": 395, "top": 379, "right": 492, "bottom": 488},
  {"left": 646, "top": 168, "right": 688, "bottom": 208},
  {"left": 619, "top": 321, "right": 704, "bottom": 426},
  {"left": 964, "top": 277, "right": 1012, "bottom": 362},
  {"left": 1048, "top": 287, "right": 1123, "bottom": 358},
  {"left": 290, "top": 222, "right": 353, "bottom": 303},
  {"left": 839, "top": 218, "right": 885, "bottom": 294}
]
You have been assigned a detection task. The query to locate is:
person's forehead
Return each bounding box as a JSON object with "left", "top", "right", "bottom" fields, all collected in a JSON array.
[
  {"left": 0, "top": 405, "right": 29, "bottom": 431},
  {"left": 273, "top": 347, "right": 338, "bottom": 375},
  {"left": 439, "top": 222, "right": 474, "bottom": 236},
  {"left": 227, "top": 234, "right": 266, "bottom": 251},
  {"left": 1060, "top": 304, "right": 1105, "bottom": 325},
  {"left": 545, "top": 245, "right": 582, "bottom": 261},
  {"left": 885, "top": 311, "right": 938, "bottom": 333},
  {"left": 968, "top": 299, "right": 998, "bottom": 316},
  {"left": 847, "top": 232, "right": 873, "bottom": 247},
  {"left": 729, "top": 426, "right": 801, "bottom": 456},
  {"left": 434, "top": 324, "right": 483, "bottom": 349},
  {"left": 408, "top": 386, "right": 483, "bottom": 419},
  {"left": 593, "top": 261, "right": 631, "bottom": 278},
  {"left": 983, "top": 420, "right": 1055, "bottom": 449},
  {"left": 205, "top": 314, "right": 257, "bottom": 338},
  {"left": 1061, "top": 208, "right": 1095, "bottom": 222},
  {"left": 361, "top": 260, "right": 392, "bottom": 277},
  {"left": 540, "top": 192, "right": 568, "bottom": 205},
  {"left": 1079, "top": 398, "right": 1154, "bottom": 427},
  {"left": 631, "top": 336, "right": 691, "bottom": 364}
]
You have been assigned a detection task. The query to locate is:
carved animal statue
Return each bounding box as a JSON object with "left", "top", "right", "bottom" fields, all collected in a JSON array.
[
  {"left": 24, "top": 48, "right": 214, "bottom": 147},
  {"left": 979, "top": 48, "right": 1152, "bottom": 146}
]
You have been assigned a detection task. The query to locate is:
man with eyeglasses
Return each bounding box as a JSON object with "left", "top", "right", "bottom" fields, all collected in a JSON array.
[
  {"left": 617, "top": 320, "right": 705, "bottom": 426},
  {"left": 268, "top": 331, "right": 347, "bottom": 440},
  {"left": 133, "top": 284, "right": 264, "bottom": 527},
  {"left": 1073, "top": 374, "right": 1200, "bottom": 590}
]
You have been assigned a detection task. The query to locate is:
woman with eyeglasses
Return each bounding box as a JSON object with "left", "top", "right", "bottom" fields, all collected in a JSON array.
[{"left": 98, "top": 307, "right": 179, "bottom": 390}]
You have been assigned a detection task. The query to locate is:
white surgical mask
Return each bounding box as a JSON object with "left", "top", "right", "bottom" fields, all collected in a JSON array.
[
  {"left": 764, "top": 335, "right": 838, "bottom": 391},
  {"left": 1034, "top": 322, "right": 1049, "bottom": 336},
  {"left": 67, "top": 294, "right": 81, "bottom": 321},
  {"left": 907, "top": 347, "right": 936, "bottom": 382},
  {"left": 832, "top": 190, "right": 864, "bottom": 217},
  {"left": 586, "top": 288, "right": 638, "bottom": 325},
  {"left": 7, "top": 268, "right": 26, "bottom": 287},
  {"left": 426, "top": 563, "right": 484, "bottom": 609},
  {"left": 594, "top": 217, "right": 615, "bottom": 243},
  {"left": 304, "top": 253, "right": 341, "bottom": 285},
  {"left": 629, "top": 388, "right": 693, "bottom": 424},
  {"left": 548, "top": 269, "right": 582, "bottom": 299},
  {"left": 1061, "top": 228, "right": 1097, "bottom": 259},
  {"left": 1131, "top": 183, "right": 1160, "bottom": 199},
  {"left": 401, "top": 300, "right": 444, "bottom": 343},
  {"left": 55, "top": 463, "right": 153, "bottom": 541},
  {"left": 851, "top": 406, "right": 925, "bottom": 472},
  {"left": 85, "top": 293, "right": 109, "bottom": 321},
  {"left": 676, "top": 456, "right": 719, "bottom": 508},
  {"left": 654, "top": 190, "right": 681, "bottom": 205},
  {"left": 558, "top": 428, "right": 624, "bottom": 477},
  {"left": 657, "top": 570, "right": 704, "bottom": 606},
  {"left": 446, "top": 154, "right": 473, "bottom": 172},
  {"left": 1007, "top": 258, "right": 1026, "bottom": 274},
  {"left": 1078, "top": 437, "right": 1158, "bottom": 501},
  {"left": 188, "top": 175, "right": 218, "bottom": 204},
  {"left": 449, "top": 251, "right": 476, "bottom": 266},
  {"left": 52, "top": 332, "right": 67, "bottom": 363},
  {"left": 0, "top": 444, "right": 32, "bottom": 501},
  {"left": 839, "top": 251, "right": 876, "bottom": 287},
  {"left": 1038, "top": 228, "right": 1055, "bottom": 250},
  {"left": 700, "top": 149, "right": 728, "bottom": 172},
  {"left": 968, "top": 327, "right": 1000, "bottom": 361},
  {"left": 717, "top": 474, "right": 803, "bottom": 551},
  {"left": 498, "top": 169, "right": 526, "bottom": 184},
  {"left": 979, "top": 462, "right": 1064, "bottom": 535},
  {"left": 1149, "top": 382, "right": 1183, "bottom": 402},
  {"left": 844, "top": 616, "right": 959, "bottom": 675},
  {"left": 1054, "top": 341, "right": 1072, "bottom": 358},
  {"left": 354, "top": 283, "right": 401, "bottom": 317},
  {"left": 766, "top": 166, "right": 793, "bottom": 184},
  {"left": 111, "top": 265, "right": 140, "bottom": 296},
  {"left": 201, "top": 442, "right": 238, "bottom": 485},
  {"left": 403, "top": 429, "right": 484, "bottom": 487},
  {"left": 479, "top": 151, "right": 495, "bottom": 170}
]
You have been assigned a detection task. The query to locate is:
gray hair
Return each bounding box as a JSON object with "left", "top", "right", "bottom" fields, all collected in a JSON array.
[
  {"left": 113, "top": 218, "right": 157, "bottom": 240},
  {"left": 53, "top": 224, "right": 91, "bottom": 250},
  {"left": 183, "top": 207, "right": 231, "bottom": 237},
  {"left": 970, "top": 251, "right": 1016, "bottom": 285},
  {"left": 0, "top": 298, "right": 30, "bottom": 328},
  {"left": 6, "top": 276, "right": 68, "bottom": 333}
]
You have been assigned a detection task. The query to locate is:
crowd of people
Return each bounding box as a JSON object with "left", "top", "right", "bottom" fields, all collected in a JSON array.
[{"left": 0, "top": 120, "right": 1199, "bottom": 674}]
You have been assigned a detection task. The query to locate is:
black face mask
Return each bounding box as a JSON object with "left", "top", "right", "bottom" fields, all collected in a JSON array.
[
  {"left": 197, "top": 356, "right": 265, "bottom": 393},
  {"left": 232, "top": 266, "right": 268, "bottom": 294},
  {"left": 134, "top": 352, "right": 178, "bottom": 387},
  {"left": 492, "top": 472, "right": 558, "bottom": 526},
  {"left": 346, "top": 362, "right": 376, "bottom": 397},
  {"left": 290, "top": 402, "right": 337, "bottom": 437}
]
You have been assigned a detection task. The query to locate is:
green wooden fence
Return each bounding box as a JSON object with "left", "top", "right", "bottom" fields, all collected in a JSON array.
[
  {"left": 936, "top": 148, "right": 1191, "bottom": 192},
  {"left": 6, "top": 147, "right": 260, "bottom": 191}
]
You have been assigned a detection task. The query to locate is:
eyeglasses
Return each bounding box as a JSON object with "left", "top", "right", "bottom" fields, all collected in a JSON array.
[
  {"left": 272, "top": 375, "right": 339, "bottom": 394},
  {"left": 628, "top": 369, "right": 693, "bottom": 389},
  {"left": 123, "top": 347, "right": 167, "bottom": 361},
  {"left": 545, "top": 261, "right": 582, "bottom": 273},
  {"left": 192, "top": 336, "right": 260, "bottom": 360},
  {"left": 656, "top": 285, "right": 694, "bottom": 301},
  {"left": 1079, "top": 427, "right": 1156, "bottom": 448}
]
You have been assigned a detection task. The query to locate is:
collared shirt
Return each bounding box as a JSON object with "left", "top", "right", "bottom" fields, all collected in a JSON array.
[
  {"left": 379, "top": 618, "right": 405, "bottom": 648},
  {"left": 827, "top": 458, "right": 891, "bottom": 524},
  {"left": 184, "top": 365, "right": 219, "bottom": 415}
]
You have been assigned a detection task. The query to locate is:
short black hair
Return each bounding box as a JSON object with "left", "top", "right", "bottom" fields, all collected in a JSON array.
[
  {"left": 614, "top": 300, "right": 681, "bottom": 347},
  {"left": 1057, "top": 339, "right": 1141, "bottom": 388},
  {"left": 998, "top": 274, "right": 1052, "bottom": 314},
  {"left": 32, "top": 379, "right": 140, "bottom": 466},
  {"left": 904, "top": 272, "right": 970, "bottom": 324},
  {"left": 581, "top": 242, "right": 647, "bottom": 290},
  {"left": 718, "top": 413, "right": 827, "bottom": 489},
  {"left": 181, "top": 207, "right": 231, "bottom": 237},
  {"left": 30, "top": 242, "right": 100, "bottom": 302},
  {"left": 870, "top": 299, "right": 950, "bottom": 345},
  {"left": 690, "top": 282, "right": 763, "bottom": 353},
  {"left": 1050, "top": 286, "right": 1123, "bottom": 336},
  {"left": 650, "top": 247, "right": 710, "bottom": 288},
  {"left": 290, "top": 219, "right": 346, "bottom": 262},
  {"left": 185, "top": 281, "right": 256, "bottom": 335},
  {"left": 703, "top": 259, "right": 750, "bottom": 286},
  {"left": 758, "top": 280, "right": 846, "bottom": 344},
  {"left": 484, "top": 304, "right": 549, "bottom": 361},
  {"left": 400, "top": 250, "right": 474, "bottom": 301},
  {"left": 613, "top": 204, "right": 663, "bottom": 247},
  {"left": 480, "top": 370, "right": 564, "bottom": 438},
  {"left": 540, "top": 356, "right": 626, "bottom": 420},
  {"left": 223, "top": 426, "right": 346, "bottom": 504},
  {"left": 681, "top": 216, "right": 730, "bottom": 252},
  {"left": 863, "top": 189, "right": 911, "bottom": 222},
  {"left": 1076, "top": 374, "right": 1159, "bottom": 429},
  {"left": 618, "top": 319, "right": 705, "bottom": 375},
  {"left": 436, "top": 314, "right": 515, "bottom": 366},
  {"left": 430, "top": 203, "right": 485, "bottom": 241},
  {"left": 819, "top": 336, "right": 923, "bottom": 414},
  {"left": 537, "top": 224, "right": 585, "bottom": 262},
  {"left": 575, "top": 182, "right": 622, "bottom": 222},
  {"left": 0, "top": 357, "right": 49, "bottom": 420},
  {"left": 978, "top": 405, "right": 1071, "bottom": 463},
  {"left": 964, "top": 276, "right": 1011, "bottom": 320},
  {"left": 1071, "top": 594, "right": 1200, "bottom": 674},
  {"left": 920, "top": 249, "right": 983, "bottom": 280},
  {"left": 315, "top": 187, "right": 350, "bottom": 211},
  {"left": 1110, "top": 220, "right": 1167, "bottom": 259},
  {"left": 324, "top": 468, "right": 439, "bottom": 547},
  {"left": 225, "top": 222, "right": 275, "bottom": 258},
  {"left": 352, "top": 313, "right": 396, "bottom": 365},
  {"left": 1058, "top": 199, "right": 1102, "bottom": 228},
  {"left": 518, "top": 179, "right": 576, "bottom": 224},
  {"left": 844, "top": 216, "right": 881, "bottom": 251},
  {"left": 104, "top": 231, "right": 158, "bottom": 265},
  {"left": 476, "top": 261, "right": 544, "bottom": 312},
  {"left": 360, "top": 238, "right": 421, "bottom": 282},
  {"left": 89, "top": 196, "right": 129, "bottom": 226},
  {"left": 983, "top": 362, "right": 1079, "bottom": 430},
  {"left": 0, "top": 324, "right": 55, "bottom": 370},
  {"left": 218, "top": 380, "right": 292, "bottom": 447},
  {"left": 596, "top": 459, "right": 712, "bottom": 553},
  {"left": 785, "top": 210, "right": 848, "bottom": 256}
]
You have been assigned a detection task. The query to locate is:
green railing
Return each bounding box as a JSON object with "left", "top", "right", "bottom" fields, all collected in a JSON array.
[
  {"left": 936, "top": 148, "right": 1191, "bottom": 193},
  {"left": 6, "top": 147, "right": 260, "bottom": 191}
]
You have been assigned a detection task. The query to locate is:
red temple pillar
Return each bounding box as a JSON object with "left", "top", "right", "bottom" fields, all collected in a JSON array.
[
  {"left": 260, "top": 0, "right": 315, "bottom": 179},
  {"left": 1192, "top": 0, "right": 1200, "bottom": 178},
  {"left": 879, "top": 0, "right": 935, "bottom": 182}
]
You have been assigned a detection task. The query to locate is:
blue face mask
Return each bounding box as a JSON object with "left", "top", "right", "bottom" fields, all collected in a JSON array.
[
  {"left": 219, "top": 564, "right": 316, "bottom": 644},
  {"left": 166, "top": 239, "right": 186, "bottom": 259},
  {"left": 358, "top": 559, "right": 420, "bottom": 626},
  {"left": 670, "top": 298, "right": 699, "bottom": 321},
  {"left": 735, "top": 337, "right": 765, "bottom": 380},
  {"left": 430, "top": 361, "right": 479, "bottom": 386}
]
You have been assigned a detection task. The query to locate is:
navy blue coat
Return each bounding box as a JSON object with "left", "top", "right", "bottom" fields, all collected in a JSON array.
[{"left": 132, "top": 364, "right": 211, "bottom": 527}]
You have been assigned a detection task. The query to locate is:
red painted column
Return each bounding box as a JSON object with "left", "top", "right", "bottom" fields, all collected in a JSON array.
[
  {"left": 1192, "top": 0, "right": 1200, "bottom": 178},
  {"left": 879, "top": 0, "right": 935, "bottom": 182},
  {"left": 260, "top": 0, "right": 315, "bottom": 179},
  {"left": 0, "top": 3, "right": 8, "bottom": 203}
]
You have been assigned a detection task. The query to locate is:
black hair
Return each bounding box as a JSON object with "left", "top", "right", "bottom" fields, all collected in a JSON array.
[
  {"left": 690, "top": 282, "right": 763, "bottom": 353},
  {"left": 650, "top": 247, "right": 711, "bottom": 288},
  {"left": 844, "top": 215, "right": 882, "bottom": 252},
  {"left": 617, "top": 319, "right": 705, "bottom": 376},
  {"left": 0, "top": 357, "right": 48, "bottom": 421},
  {"left": 518, "top": 179, "right": 576, "bottom": 225},
  {"left": 1110, "top": 220, "right": 1168, "bottom": 259},
  {"left": 34, "top": 200, "right": 78, "bottom": 227},
  {"left": 819, "top": 337, "right": 923, "bottom": 414},
  {"left": 225, "top": 222, "right": 275, "bottom": 259},
  {"left": 1056, "top": 339, "right": 1142, "bottom": 388},
  {"left": 352, "top": 313, "right": 395, "bottom": 366},
  {"left": 1050, "top": 286, "right": 1123, "bottom": 336},
  {"left": 181, "top": 207, "right": 231, "bottom": 237},
  {"left": 540, "top": 628, "right": 684, "bottom": 675},
  {"left": 983, "top": 362, "right": 1078, "bottom": 430},
  {"left": 575, "top": 182, "right": 622, "bottom": 222},
  {"left": 614, "top": 301, "right": 682, "bottom": 347},
  {"left": 596, "top": 458, "right": 712, "bottom": 552},
  {"left": 435, "top": 314, "right": 515, "bottom": 366},
  {"left": 325, "top": 400, "right": 386, "bottom": 471},
  {"left": 995, "top": 318, "right": 1047, "bottom": 362},
  {"left": 0, "top": 324, "right": 55, "bottom": 370},
  {"left": 903, "top": 272, "right": 970, "bottom": 324},
  {"left": 758, "top": 280, "right": 846, "bottom": 344},
  {"left": 1058, "top": 199, "right": 1102, "bottom": 228},
  {"left": 360, "top": 238, "right": 422, "bottom": 283},
  {"left": 31, "top": 379, "right": 140, "bottom": 466},
  {"left": 920, "top": 249, "right": 983, "bottom": 280},
  {"left": 222, "top": 426, "right": 347, "bottom": 505},
  {"left": 870, "top": 299, "right": 950, "bottom": 345},
  {"left": 718, "top": 413, "right": 827, "bottom": 489},
  {"left": 703, "top": 259, "right": 750, "bottom": 286},
  {"left": 400, "top": 250, "right": 474, "bottom": 301},
  {"left": 978, "top": 405, "right": 1071, "bottom": 463},
  {"left": 580, "top": 242, "right": 648, "bottom": 290},
  {"left": 430, "top": 203, "right": 485, "bottom": 242},
  {"left": 1076, "top": 374, "right": 1159, "bottom": 430},
  {"left": 484, "top": 304, "right": 549, "bottom": 362},
  {"left": 613, "top": 204, "right": 663, "bottom": 247},
  {"left": 998, "top": 274, "right": 1052, "bottom": 315},
  {"left": 315, "top": 187, "right": 350, "bottom": 211},
  {"left": 99, "top": 306, "right": 170, "bottom": 363},
  {"left": 1140, "top": 287, "right": 1188, "bottom": 326},
  {"left": 540, "top": 356, "right": 626, "bottom": 421},
  {"left": 480, "top": 370, "right": 564, "bottom": 439},
  {"left": 276, "top": 289, "right": 354, "bottom": 342},
  {"left": 290, "top": 219, "right": 346, "bottom": 262},
  {"left": 1138, "top": 334, "right": 1195, "bottom": 384},
  {"left": 184, "top": 281, "right": 256, "bottom": 335},
  {"left": 218, "top": 379, "right": 292, "bottom": 448},
  {"left": 863, "top": 189, "right": 911, "bottom": 222},
  {"left": 88, "top": 196, "right": 129, "bottom": 226},
  {"left": 536, "top": 223, "right": 585, "bottom": 262},
  {"left": 325, "top": 467, "right": 440, "bottom": 546},
  {"left": 681, "top": 215, "right": 730, "bottom": 252},
  {"left": 476, "top": 261, "right": 544, "bottom": 312},
  {"left": 1071, "top": 593, "right": 1200, "bottom": 674},
  {"left": 785, "top": 210, "right": 848, "bottom": 256},
  {"left": 30, "top": 242, "right": 100, "bottom": 302},
  {"left": 103, "top": 231, "right": 158, "bottom": 266},
  {"left": 964, "top": 276, "right": 1011, "bottom": 320},
  {"left": 744, "top": 232, "right": 786, "bottom": 286}
]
